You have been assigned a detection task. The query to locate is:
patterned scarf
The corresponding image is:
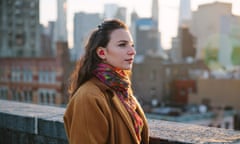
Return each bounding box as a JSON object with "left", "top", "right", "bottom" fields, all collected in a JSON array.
[{"left": 93, "top": 63, "right": 144, "bottom": 143}]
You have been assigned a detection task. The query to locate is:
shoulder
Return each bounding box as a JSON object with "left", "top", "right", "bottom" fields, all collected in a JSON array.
[{"left": 70, "top": 77, "right": 111, "bottom": 105}]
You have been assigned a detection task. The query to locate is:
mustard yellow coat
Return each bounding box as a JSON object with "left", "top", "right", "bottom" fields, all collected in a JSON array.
[{"left": 64, "top": 78, "right": 149, "bottom": 144}]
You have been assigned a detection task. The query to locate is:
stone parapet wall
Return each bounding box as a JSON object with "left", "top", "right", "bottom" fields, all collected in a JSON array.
[{"left": 1, "top": 100, "right": 240, "bottom": 144}]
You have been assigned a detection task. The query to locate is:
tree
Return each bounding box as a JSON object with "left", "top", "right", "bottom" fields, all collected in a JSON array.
[{"left": 231, "top": 46, "right": 240, "bottom": 65}]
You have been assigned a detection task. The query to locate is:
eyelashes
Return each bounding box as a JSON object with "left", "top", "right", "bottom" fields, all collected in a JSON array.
[
  {"left": 118, "top": 43, "right": 135, "bottom": 48},
  {"left": 119, "top": 43, "right": 127, "bottom": 47}
]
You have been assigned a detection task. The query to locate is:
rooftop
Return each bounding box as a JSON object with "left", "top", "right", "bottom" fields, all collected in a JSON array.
[{"left": 1, "top": 100, "right": 240, "bottom": 144}]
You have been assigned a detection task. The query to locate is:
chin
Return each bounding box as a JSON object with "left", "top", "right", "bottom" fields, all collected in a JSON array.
[
  {"left": 116, "top": 63, "right": 133, "bottom": 70},
  {"left": 123, "top": 65, "right": 133, "bottom": 70}
]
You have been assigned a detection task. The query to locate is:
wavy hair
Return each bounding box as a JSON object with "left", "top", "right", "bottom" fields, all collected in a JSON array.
[{"left": 68, "top": 19, "right": 130, "bottom": 97}]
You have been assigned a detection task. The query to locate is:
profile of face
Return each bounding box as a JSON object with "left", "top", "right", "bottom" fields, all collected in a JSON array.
[{"left": 97, "top": 28, "right": 136, "bottom": 70}]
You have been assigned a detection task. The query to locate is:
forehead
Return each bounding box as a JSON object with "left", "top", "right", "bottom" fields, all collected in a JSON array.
[{"left": 109, "top": 28, "right": 133, "bottom": 42}]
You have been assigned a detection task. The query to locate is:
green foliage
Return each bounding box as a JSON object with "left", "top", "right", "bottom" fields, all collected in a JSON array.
[
  {"left": 231, "top": 46, "right": 240, "bottom": 65},
  {"left": 204, "top": 47, "right": 218, "bottom": 65}
]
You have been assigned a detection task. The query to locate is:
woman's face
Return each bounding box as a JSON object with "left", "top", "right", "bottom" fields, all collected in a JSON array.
[{"left": 98, "top": 28, "right": 136, "bottom": 70}]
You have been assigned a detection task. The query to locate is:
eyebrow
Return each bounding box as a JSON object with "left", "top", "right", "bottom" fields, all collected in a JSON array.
[{"left": 117, "top": 40, "right": 133, "bottom": 44}]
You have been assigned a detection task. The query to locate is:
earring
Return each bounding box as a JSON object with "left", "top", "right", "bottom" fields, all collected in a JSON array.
[{"left": 99, "top": 50, "right": 104, "bottom": 55}]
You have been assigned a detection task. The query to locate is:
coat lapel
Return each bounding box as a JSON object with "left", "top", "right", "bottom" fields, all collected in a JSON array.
[
  {"left": 111, "top": 95, "right": 139, "bottom": 143},
  {"left": 91, "top": 77, "right": 146, "bottom": 143}
]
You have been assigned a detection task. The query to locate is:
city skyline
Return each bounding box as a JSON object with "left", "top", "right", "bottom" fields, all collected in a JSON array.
[{"left": 40, "top": 0, "right": 240, "bottom": 49}]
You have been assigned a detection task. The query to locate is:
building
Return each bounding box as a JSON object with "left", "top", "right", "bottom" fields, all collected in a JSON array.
[
  {"left": 132, "top": 56, "right": 209, "bottom": 106},
  {"left": 170, "top": 26, "right": 196, "bottom": 62},
  {"left": 147, "top": 106, "right": 236, "bottom": 130},
  {"left": 178, "top": 0, "right": 192, "bottom": 27},
  {"left": 135, "top": 18, "right": 160, "bottom": 56},
  {"left": 132, "top": 0, "right": 163, "bottom": 57},
  {"left": 40, "top": 22, "right": 56, "bottom": 57},
  {"left": 218, "top": 15, "right": 240, "bottom": 69},
  {"left": 0, "top": 0, "right": 41, "bottom": 57},
  {"left": 54, "top": 0, "right": 68, "bottom": 42},
  {"left": 152, "top": 0, "right": 160, "bottom": 29},
  {"left": 171, "top": 79, "right": 196, "bottom": 105},
  {"left": 130, "top": 10, "right": 139, "bottom": 43},
  {"left": 73, "top": 12, "right": 101, "bottom": 61},
  {"left": 170, "top": 37, "right": 181, "bottom": 63},
  {"left": 114, "top": 7, "right": 127, "bottom": 23},
  {"left": 103, "top": 3, "right": 127, "bottom": 23},
  {"left": 190, "top": 2, "right": 233, "bottom": 60},
  {"left": 0, "top": 42, "right": 71, "bottom": 106},
  {"left": 189, "top": 79, "right": 240, "bottom": 111}
]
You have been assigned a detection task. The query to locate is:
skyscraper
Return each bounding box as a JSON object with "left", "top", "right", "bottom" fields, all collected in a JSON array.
[
  {"left": 178, "top": 0, "right": 192, "bottom": 27},
  {"left": 0, "top": 0, "right": 41, "bottom": 57},
  {"left": 151, "top": 0, "right": 163, "bottom": 56},
  {"left": 103, "top": 3, "right": 127, "bottom": 23},
  {"left": 190, "top": 2, "right": 233, "bottom": 60},
  {"left": 152, "top": 0, "right": 159, "bottom": 29},
  {"left": 55, "top": 0, "right": 68, "bottom": 42},
  {"left": 73, "top": 12, "right": 101, "bottom": 60}
]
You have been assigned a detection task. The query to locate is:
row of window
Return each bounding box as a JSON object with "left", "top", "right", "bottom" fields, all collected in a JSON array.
[
  {"left": 11, "top": 69, "right": 33, "bottom": 82},
  {"left": 12, "top": 89, "right": 33, "bottom": 102},
  {"left": 0, "top": 87, "right": 57, "bottom": 105},
  {"left": 0, "top": 69, "right": 57, "bottom": 84},
  {"left": 38, "top": 89, "right": 56, "bottom": 105},
  {"left": 0, "top": 87, "right": 8, "bottom": 100}
]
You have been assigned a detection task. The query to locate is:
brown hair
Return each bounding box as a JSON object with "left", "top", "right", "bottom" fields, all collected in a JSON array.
[{"left": 68, "top": 19, "right": 129, "bottom": 97}]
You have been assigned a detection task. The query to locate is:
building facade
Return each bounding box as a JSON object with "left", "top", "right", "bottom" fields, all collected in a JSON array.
[
  {"left": 0, "top": 42, "right": 71, "bottom": 106},
  {"left": 189, "top": 79, "right": 240, "bottom": 110},
  {"left": 103, "top": 3, "right": 127, "bottom": 23},
  {"left": 132, "top": 56, "right": 208, "bottom": 106},
  {"left": 135, "top": 18, "right": 160, "bottom": 56},
  {"left": 178, "top": 0, "right": 192, "bottom": 27},
  {"left": 190, "top": 2, "right": 232, "bottom": 60},
  {"left": 0, "top": 0, "right": 41, "bottom": 57},
  {"left": 73, "top": 12, "right": 101, "bottom": 61},
  {"left": 54, "top": 0, "right": 68, "bottom": 42}
]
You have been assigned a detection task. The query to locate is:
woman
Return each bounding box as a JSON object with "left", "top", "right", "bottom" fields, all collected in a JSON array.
[{"left": 64, "top": 19, "right": 149, "bottom": 144}]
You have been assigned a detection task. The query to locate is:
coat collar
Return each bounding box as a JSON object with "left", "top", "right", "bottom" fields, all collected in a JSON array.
[
  {"left": 111, "top": 95, "right": 139, "bottom": 143},
  {"left": 90, "top": 77, "right": 140, "bottom": 143}
]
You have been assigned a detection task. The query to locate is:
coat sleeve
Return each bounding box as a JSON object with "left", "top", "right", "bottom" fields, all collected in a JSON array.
[{"left": 64, "top": 90, "right": 110, "bottom": 144}]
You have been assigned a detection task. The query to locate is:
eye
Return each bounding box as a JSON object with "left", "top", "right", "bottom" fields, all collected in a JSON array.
[{"left": 119, "top": 43, "right": 127, "bottom": 47}]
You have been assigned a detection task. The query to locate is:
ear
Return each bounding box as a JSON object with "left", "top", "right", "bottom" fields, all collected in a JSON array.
[{"left": 96, "top": 47, "right": 106, "bottom": 59}]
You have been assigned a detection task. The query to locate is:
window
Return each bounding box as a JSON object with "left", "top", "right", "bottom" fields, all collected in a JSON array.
[
  {"left": 12, "top": 89, "right": 17, "bottom": 100},
  {"left": 49, "top": 71, "right": 56, "bottom": 83},
  {"left": 0, "top": 87, "right": 8, "bottom": 99},
  {"left": 150, "top": 69, "right": 156, "bottom": 81},
  {"left": 15, "top": 33, "right": 25, "bottom": 46},
  {"left": 40, "top": 92, "right": 44, "bottom": 104},
  {"left": 11, "top": 67, "right": 21, "bottom": 82},
  {"left": 23, "top": 90, "right": 32, "bottom": 103},
  {"left": 225, "top": 122, "right": 230, "bottom": 129},
  {"left": 0, "top": 68, "right": 3, "bottom": 81},
  {"left": 38, "top": 89, "right": 57, "bottom": 105},
  {"left": 38, "top": 70, "right": 45, "bottom": 83},
  {"left": 23, "top": 68, "right": 32, "bottom": 82}
]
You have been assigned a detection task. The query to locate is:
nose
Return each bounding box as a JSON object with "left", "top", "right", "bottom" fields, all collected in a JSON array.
[{"left": 127, "top": 46, "right": 136, "bottom": 55}]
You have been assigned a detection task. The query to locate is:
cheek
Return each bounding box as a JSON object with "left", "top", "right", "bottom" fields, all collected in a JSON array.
[
  {"left": 106, "top": 51, "right": 124, "bottom": 63},
  {"left": 107, "top": 49, "right": 122, "bottom": 59}
]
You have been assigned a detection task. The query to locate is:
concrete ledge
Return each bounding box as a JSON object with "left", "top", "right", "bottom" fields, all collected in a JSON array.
[
  {"left": 149, "top": 119, "right": 240, "bottom": 144},
  {"left": 0, "top": 100, "right": 65, "bottom": 135},
  {"left": 38, "top": 115, "right": 67, "bottom": 139},
  {"left": 1, "top": 100, "right": 240, "bottom": 144}
]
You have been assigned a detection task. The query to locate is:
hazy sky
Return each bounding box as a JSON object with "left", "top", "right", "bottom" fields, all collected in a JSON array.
[{"left": 40, "top": 0, "right": 240, "bottom": 49}]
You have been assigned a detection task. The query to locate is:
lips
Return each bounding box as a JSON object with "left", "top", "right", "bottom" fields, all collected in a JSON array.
[{"left": 125, "top": 58, "right": 134, "bottom": 63}]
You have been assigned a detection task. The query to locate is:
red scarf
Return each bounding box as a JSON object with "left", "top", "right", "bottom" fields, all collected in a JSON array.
[{"left": 93, "top": 63, "right": 144, "bottom": 142}]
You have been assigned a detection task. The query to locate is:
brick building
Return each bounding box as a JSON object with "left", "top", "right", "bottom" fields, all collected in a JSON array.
[
  {"left": 0, "top": 42, "right": 71, "bottom": 106},
  {"left": 132, "top": 56, "right": 209, "bottom": 106},
  {"left": 171, "top": 79, "right": 196, "bottom": 105},
  {"left": 189, "top": 79, "right": 240, "bottom": 110}
]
